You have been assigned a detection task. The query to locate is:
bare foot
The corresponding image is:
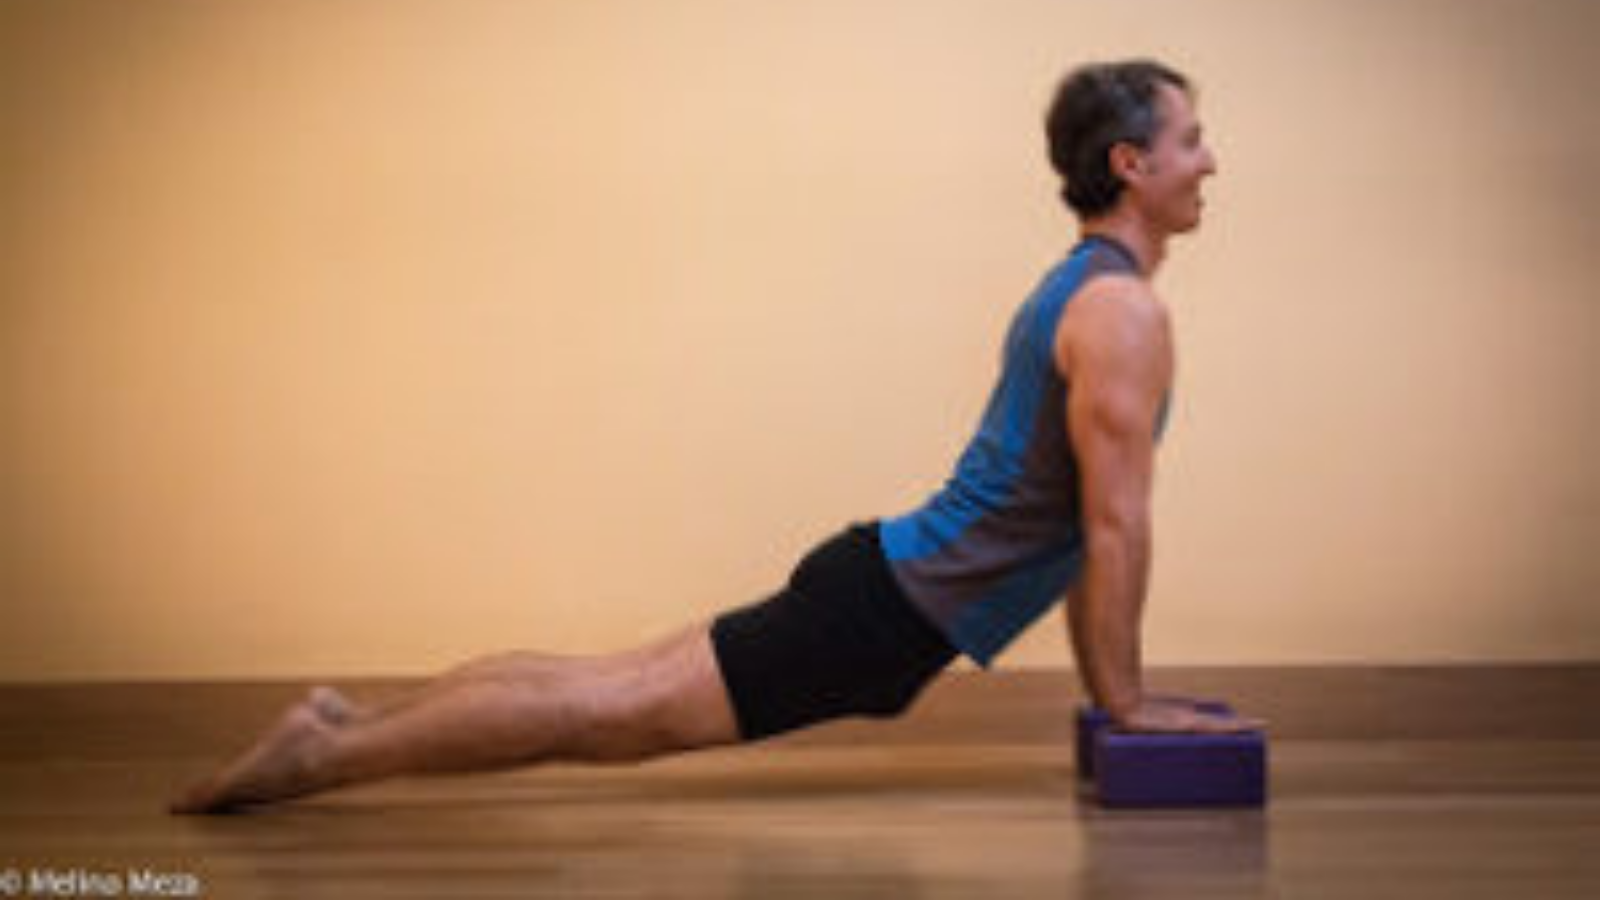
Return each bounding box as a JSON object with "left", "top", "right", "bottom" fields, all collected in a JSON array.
[
  {"left": 306, "top": 685, "right": 366, "bottom": 726},
  {"left": 168, "top": 701, "right": 339, "bottom": 815}
]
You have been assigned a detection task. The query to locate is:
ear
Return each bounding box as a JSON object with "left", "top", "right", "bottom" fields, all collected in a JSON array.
[{"left": 1108, "top": 142, "right": 1145, "bottom": 185}]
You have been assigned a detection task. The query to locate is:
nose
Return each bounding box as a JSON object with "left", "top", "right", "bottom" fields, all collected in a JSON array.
[{"left": 1200, "top": 145, "right": 1218, "bottom": 177}]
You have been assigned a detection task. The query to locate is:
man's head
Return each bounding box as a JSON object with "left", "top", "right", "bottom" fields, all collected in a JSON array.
[{"left": 1045, "top": 60, "right": 1216, "bottom": 233}]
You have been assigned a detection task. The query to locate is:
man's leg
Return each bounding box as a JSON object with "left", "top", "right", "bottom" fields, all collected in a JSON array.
[{"left": 168, "top": 620, "right": 741, "bottom": 814}]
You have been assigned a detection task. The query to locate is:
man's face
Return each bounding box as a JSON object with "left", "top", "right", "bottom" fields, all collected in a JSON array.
[{"left": 1124, "top": 83, "right": 1216, "bottom": 234}]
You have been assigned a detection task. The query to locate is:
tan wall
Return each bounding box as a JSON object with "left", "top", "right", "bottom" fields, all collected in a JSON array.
[{"left": 2, "top": 0, "right": 1596, "bottom": 681}]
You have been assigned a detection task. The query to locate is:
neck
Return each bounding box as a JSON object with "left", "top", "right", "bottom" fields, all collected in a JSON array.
[{"left": 1079, "top": 212, "right": 1167, "bottom": 277}]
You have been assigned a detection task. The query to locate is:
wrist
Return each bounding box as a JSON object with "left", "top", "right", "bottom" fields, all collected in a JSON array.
[{"left": 1099, "top": 689, "right": 1143, "bottom": 723}]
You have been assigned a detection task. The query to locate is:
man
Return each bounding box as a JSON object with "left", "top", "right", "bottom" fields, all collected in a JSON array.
[{"left": 170, "top": 58, "right": 1260, "bottom": 815}]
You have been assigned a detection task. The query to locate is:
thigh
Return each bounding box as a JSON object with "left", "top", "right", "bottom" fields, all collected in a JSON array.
[{"left": 609, "top": 621, "right": 744, "bottom": 753}]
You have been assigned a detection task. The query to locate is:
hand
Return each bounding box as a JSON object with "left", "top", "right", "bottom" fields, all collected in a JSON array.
[
  {"left": 1143, "top": 693, "right": 1213, "bottom": 711},
  {"left": 1115, "top": 700, "right": 1266, "bottom": 734},
  {"left": 1141, "top": 694, "right": 1243, "bottom": 717}
]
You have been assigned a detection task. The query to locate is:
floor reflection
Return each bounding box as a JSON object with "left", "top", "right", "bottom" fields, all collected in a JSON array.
[{"left": 1076, "top": 808, "right": 1271, "bottom": 898}]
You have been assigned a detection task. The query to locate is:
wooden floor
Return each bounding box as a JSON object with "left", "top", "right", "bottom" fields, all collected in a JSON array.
[{"left": 2, "top": 665, "right": 1597, "bottom": 899}]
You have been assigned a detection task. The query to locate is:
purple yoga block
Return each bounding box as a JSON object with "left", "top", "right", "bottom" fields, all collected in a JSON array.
[
  {"left": 1075, "top": 706, "right": 1113, "bottom": 781},
  {"left": 1074, "top": 702, "right": 1268, "bottom": 808}
]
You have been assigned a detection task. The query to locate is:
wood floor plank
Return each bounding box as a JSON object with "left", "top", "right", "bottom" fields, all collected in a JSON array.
[{"left": 2, "top": 667, "right": 1596, "bottom": 898}]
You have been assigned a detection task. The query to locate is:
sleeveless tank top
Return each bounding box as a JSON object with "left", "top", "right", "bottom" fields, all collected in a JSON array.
[{"left": 879, "top": 235, "right": 1169, "bottom": 667}]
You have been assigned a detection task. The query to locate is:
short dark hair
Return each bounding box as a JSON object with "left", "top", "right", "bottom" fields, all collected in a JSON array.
[{"left": 1045, "top": 60, "right": 1191, "bottom": 218}]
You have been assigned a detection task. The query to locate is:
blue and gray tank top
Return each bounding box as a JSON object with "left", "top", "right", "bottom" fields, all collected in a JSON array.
[{"left": 879, "top": 234, "right": 1169, "bottom": 667}]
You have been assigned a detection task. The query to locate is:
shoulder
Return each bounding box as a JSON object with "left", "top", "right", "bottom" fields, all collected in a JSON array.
[{"left": 1053, "top": 274, "right": 1170, "bottom": 377}]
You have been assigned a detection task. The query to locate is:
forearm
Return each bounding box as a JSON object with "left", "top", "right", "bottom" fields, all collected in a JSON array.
[{"left": 1070, "top": 524, "right": 1150, "bottom": 721}]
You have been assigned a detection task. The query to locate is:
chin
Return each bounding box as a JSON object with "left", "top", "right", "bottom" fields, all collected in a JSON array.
[
  {"left": 1173, "top": 196, "right": 1206, "bottom": 233},
  {"left": 1156, "top": 201, "right": 1204, "bottom": 235},
  {"left": 1170, "top": 214, "right": 1203, "bottom": 235}
]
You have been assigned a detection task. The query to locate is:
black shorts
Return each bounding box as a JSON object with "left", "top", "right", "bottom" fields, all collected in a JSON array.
[{"left": 710, "top": 520, "right": 957, "bottom": 743}]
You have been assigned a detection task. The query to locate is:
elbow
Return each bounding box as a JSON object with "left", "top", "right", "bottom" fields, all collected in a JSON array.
[{"left": 1083, "top": 504, "right": 1151, "bottom": 554}]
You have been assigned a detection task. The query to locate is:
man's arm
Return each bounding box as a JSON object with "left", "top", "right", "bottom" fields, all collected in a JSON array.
[
  {"left": 1056, "top": 279, "right": 1264, "bottom": 734},
  {"left": 1056, "top": 276, "right": 1169, "bottom": 725}
]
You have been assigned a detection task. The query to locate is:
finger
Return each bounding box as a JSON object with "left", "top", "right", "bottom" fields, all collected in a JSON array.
[
  {"left": 1176, "top": 710, "right": 1238, "bottom": 733},
  {"left": 1122, "top": 713, "right": 1189, "bottom": 734},
  {"left": 1212, "top": 714, "right": 1267, "bottom": 732},
  {"left": 1215, "top": 709, "right": 1267, "bottom": 729}
]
